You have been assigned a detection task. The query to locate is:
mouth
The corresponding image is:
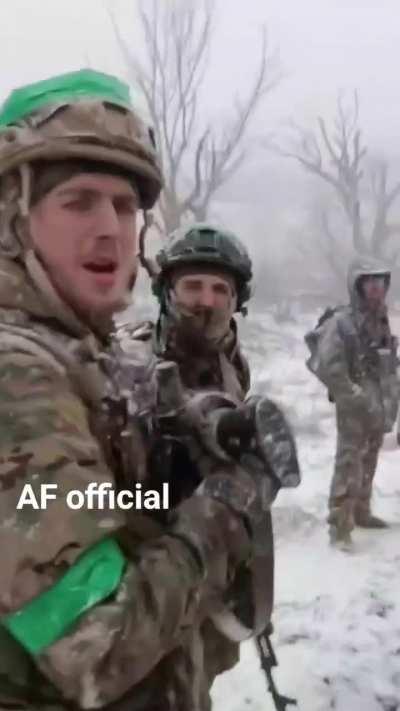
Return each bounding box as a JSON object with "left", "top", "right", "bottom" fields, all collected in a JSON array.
[
  {"left": 82, "top": 259, "right": 118, "bottom": 287},
  {"left": 83, "top": 259, "right": 117, "bottom": 274}
]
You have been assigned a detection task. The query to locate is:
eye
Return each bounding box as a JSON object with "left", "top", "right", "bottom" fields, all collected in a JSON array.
[
  {"left": 62, "top": 195, "right": 94, "bottom": 212},
  {"left": 184, "top": 281, "right": 202, "bottom": 292},
  {"left": 114, "top": 198, "right": 137, "bottom": 216},
  {"left": 213, "top": 283, "right": 230, "bottom": 295}
]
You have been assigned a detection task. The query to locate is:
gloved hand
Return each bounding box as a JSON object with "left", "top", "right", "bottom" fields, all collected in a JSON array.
[
  {"left": 168, "top": 491, "right": 252, "bottom": 578},
  {"left": 216, "top": 396, "right": 300, "bottom": 491},
  {"left": 168, "top": 456, "right": 274, "bottom": 577},
  {"left": 215, "top": 405, "right": 256, "bottom": 457}
]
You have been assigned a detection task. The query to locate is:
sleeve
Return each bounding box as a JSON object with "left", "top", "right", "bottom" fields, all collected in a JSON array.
[
  {"left": 0, "top": 350, "right": 206, "bottom": 708},
  {"left": 318, "top": 315, "right": 356, "bottom": 400}
]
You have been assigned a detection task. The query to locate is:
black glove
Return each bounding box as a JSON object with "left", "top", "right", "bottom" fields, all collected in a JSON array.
[
  {"left": 216, "top": 396, "right": 300, "bottom": 492},
  {"left": 216, "top": 406, "right": 256, "bottom": 457}
]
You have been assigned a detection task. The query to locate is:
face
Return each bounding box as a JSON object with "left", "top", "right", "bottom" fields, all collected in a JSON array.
[
  {"left": 28, "top": 172, "right": 138, "bottom": 323},
  {"left": 170, "top": 271, "right": 237, "bottom": 343},
  {"left": 360, "top": 275, "right": 388, "bottom": 307},
  {"left": 173, "top": 272, "right": 235, "bottom": 312}
]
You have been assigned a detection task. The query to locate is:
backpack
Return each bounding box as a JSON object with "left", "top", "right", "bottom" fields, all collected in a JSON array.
[{"left": 304, "top": 306, "right": 343, "bottom": 396}]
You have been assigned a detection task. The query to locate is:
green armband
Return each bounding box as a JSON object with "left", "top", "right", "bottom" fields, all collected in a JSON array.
[{"left": 2, "top": 537, "right": 126, "bottom": 656}]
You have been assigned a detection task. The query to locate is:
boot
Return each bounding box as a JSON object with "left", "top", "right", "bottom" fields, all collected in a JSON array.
[
  {"left": 328, "top": 501, "right": 354, "bottom": 551},
  {"left": 328, "top": 523, "right": 353, "bottom": 551},
  {"left": 354, "top": 509, "right": 389, "bottom": 529}
]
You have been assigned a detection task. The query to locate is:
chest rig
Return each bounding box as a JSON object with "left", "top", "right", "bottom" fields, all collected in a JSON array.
[
  {"left": 0, "top": 309, "right": 158, "bottom": 493},
  {"left": 100, "top": 324, "right": 159, "bottom": 490}
]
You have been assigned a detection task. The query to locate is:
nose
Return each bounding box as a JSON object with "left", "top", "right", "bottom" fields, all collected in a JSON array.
[
  {"left": 95, "top": 199, "right": 120, "bottom": 237},
  {"left": 198, "top": 286, "right": 216, "bottom": 308}
]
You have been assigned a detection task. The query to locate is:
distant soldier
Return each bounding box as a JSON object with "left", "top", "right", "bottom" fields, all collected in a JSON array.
[{"left": 311, "top": 256, "right": 399, "bottom": 548}]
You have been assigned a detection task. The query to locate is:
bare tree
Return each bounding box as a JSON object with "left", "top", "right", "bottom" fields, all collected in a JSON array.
[
  {"left": 282, "top": 199, "right": 350, "bottom": 300},
  {"left": 109, "top": 0, "right": 281, "bottom": 233},
  {"left": 314, "top": 204, "right": 350, "bottom": 286},
  {"left": 275, "top": 91, "right": 400, "bottom": 264},
  {"left": 368, "top": 159, "right": 400, "bottom": 260}
]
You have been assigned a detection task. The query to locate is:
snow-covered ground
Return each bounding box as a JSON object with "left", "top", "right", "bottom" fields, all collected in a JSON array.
[{"left": 212, "top": 310, "right": 400, "bottom": 711}]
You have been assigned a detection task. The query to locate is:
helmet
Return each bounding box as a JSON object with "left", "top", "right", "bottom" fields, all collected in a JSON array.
[
  {"left": 0, "top": 68, "right": 162, "bottom": 209},
  {"left": 153, "top": 223, "right": 252, "bottom": 310},
  {"left": 347, "top": 255, "right": 391, "bottom": 299}
]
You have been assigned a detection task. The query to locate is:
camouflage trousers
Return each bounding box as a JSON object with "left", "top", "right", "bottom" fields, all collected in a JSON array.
[{"left": 328, "top": 402, "right": 384, "bottom": 533}]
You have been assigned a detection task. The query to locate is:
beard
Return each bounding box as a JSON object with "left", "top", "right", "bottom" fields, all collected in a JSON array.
[{"left": 167, "top": 303, "right": 233, "bottom": 354}]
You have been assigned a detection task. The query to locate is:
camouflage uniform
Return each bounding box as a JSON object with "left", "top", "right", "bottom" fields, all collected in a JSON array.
[
  {"left": 0, "top": 72, "right": 261, "bottom": 710},
  {"left": 318, "top": 256, "right": 398, "bottom": 542},
  {"left": 149, "top": 224, "right": 253, "bottom": 401},
  {"left": 156, "top": 318, "right": 249, "bottom": 397},
  {"left": 158, "top": 323, "right": 274, "bottom": 687},
  {"left": 124, "top": 224, "right": 275, "bottom": 689}
]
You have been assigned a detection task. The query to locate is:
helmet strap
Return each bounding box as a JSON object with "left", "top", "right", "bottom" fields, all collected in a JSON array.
[
  {"left": 0, "top": 163, "right": 33, "bottom": 258},
  {"left": 137, "top": 210, "right": 159, "bottom": 279},
  {"left": 15, "top": 164, "right": 36, "bottom": 253},
  {"left": 17, "top": 163, "right": 32, "bottom": 218}
]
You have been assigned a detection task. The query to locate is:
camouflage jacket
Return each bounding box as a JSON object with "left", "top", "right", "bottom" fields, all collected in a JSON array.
[
  {"left": 0, "top": 255, "right": 230, "bottom": 711},
  {"left": 318, "top": 257, "right": 398, "bottom": 421},
  {"left": 152, "top": 316, "right": 251, "bottom": 399},
  {"left": 117, "top": 317, "right": 274, "bottom": 692}
]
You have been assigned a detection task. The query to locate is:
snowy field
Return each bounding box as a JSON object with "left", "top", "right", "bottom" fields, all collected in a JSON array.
[{"left": 211, "top": 309, "right": 400, "bottom": 711}]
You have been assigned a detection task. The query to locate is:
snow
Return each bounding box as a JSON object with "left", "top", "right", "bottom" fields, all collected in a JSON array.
[{"left": 211, "top": 310, "right": 400, "bottom": 711}]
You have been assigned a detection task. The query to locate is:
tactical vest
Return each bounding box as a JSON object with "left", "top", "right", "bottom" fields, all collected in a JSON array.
[{"left": 119, "top": 320, "right": 275, "bottom": 666}]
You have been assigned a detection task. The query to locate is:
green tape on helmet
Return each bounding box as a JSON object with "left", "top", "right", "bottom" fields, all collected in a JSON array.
[{"left": 0, "top": 69, "right": 133, "bottom": 127}]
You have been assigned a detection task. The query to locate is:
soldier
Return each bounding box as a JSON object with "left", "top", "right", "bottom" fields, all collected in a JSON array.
[
  {"left": 317, "top": 256, "right": 399, "bottom": 548},
  {"left": 0, "top": 69, "right": 281, "bottom": 710},
  {"left": 121, "top": 224, "right": 275, "bottom": 690},
  {"left": 154, "top": 224, "right": 263, "bottom": 672},
  {"left": 151, "top": 223, "right": 252, "bottom": 398}
]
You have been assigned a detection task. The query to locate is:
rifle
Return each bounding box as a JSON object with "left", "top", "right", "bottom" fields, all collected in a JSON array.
[
  {"left": 110, "top": 329, "right": 301, "bottom": 501},
  {"left": 154, "top": 359, "right": 301, "bottom": 493},
  {"left": 152, "top": 360, "right": 301, "bottom": 637},
  {"left": 153, "top": 361, "right": 301, "bottom": 704},
  {"left": 256, "top": 630, "right": 298, "bottom": 711},
  {"left": 105, "top": 339, "right": 301, "bottom": 699}
]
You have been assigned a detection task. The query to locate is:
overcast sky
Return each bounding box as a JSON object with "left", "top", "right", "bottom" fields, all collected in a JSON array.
[
  {"left": 0, "top": 0, "right": 399, "bottom": 154},
  {"left": 215, "top": 0, "right": 400, "bottom": 149},
  {"left": 1, "top": 0, "right": 399, "bottom": 268}
]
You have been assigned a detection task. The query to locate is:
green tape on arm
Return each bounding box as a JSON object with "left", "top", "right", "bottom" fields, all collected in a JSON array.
[{"left": 2, "top": 537, "right": 126, "bottom": 656}]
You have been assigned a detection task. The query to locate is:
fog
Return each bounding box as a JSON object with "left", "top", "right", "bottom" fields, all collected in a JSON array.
[
  {"left": 1, "top": 6, "right": 400, "bottom": 709},
  {"left": 1, "top": 0, "right": 400, "bottom": 306}
]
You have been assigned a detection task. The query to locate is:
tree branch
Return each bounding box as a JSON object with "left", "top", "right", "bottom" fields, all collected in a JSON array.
[
  {"left": 276, "top": 90, "right": 368, "bottom": 254},
  {"left": 110, "top": 1, "right": 281, "bottom": 232}
]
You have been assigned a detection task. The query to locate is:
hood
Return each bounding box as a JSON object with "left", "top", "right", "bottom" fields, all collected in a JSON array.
[
  {"left": 0, "top": 252, "right": 93, "bottom": 339},
  {"left": 347, "top": 254, "right": 391, "bottom": 304}
]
